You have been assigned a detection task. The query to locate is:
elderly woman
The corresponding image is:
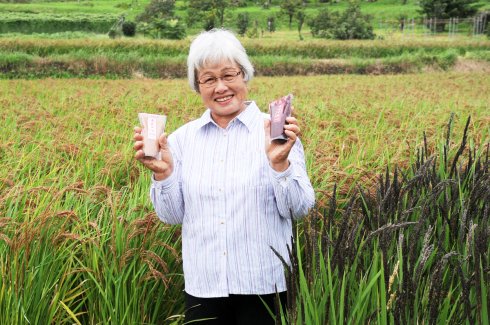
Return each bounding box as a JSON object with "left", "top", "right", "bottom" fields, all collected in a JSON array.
[{"left": 133, "top": 29, "right": 315, "bottom": 324}]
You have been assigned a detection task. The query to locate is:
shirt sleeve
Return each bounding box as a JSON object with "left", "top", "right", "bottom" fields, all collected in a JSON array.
[
  {"left": 149, "top": 134, "right": 185, "bottom": 225},
  {"left": 269, "top": 138, "right": 315, "bottom": 220}
]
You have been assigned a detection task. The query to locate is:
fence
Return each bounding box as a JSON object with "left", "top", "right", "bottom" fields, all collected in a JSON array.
[{"left": 377, "top": 13, "right": 488, "bottom": 38}]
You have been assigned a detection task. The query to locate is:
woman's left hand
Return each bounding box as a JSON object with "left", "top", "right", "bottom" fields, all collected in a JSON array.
[{"left": 264, "top": 116, "right": 300, "bottom": 172}]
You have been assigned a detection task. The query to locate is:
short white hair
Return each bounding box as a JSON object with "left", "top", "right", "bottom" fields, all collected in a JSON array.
[{"left": 187, "top": 28, "right": 254, "bottom": 92}]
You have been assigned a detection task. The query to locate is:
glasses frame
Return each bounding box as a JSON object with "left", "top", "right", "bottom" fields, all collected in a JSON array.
[{"left": 197, "top": 70, "right": 242, "bottom": 88}]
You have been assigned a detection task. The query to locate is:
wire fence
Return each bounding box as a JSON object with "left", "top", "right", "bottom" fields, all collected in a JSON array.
[{"left": 377, "top": 13, "right": 488, "bottom": 38}]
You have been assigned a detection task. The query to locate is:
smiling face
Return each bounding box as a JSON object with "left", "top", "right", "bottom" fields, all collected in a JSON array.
[{"left": 197, "top": 61, "right": 248, "bottom": 129}]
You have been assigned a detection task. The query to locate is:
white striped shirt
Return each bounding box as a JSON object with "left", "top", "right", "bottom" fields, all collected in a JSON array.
[{"left": 150, "top": 101, "right": 315, "bottom": 298}]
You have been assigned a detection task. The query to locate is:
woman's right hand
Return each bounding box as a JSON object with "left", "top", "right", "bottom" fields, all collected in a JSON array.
[{"left": 133, "top": 126, "right": 174, "bottom": 181}]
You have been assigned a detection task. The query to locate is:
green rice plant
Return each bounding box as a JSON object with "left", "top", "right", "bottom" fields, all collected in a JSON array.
[{"left": 1, "top": 75, "right": 488, "bottom": 324}]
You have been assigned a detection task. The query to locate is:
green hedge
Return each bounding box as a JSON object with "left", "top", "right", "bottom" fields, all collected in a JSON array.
[
  {"left": 0, "top": 37, "right": 489, "bottom": 59},
  {"left": 0, "top": 12, "right": 118, "bottom": 34}
]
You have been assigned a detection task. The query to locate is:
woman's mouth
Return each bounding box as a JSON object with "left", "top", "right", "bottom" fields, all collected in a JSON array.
[{"left": 215, "top": 95, "right": 233, "bottom": 103}]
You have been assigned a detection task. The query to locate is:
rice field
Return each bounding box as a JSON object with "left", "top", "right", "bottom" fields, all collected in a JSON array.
[{"left": 1, "top": 72, "right": 489, "bottom": 324}]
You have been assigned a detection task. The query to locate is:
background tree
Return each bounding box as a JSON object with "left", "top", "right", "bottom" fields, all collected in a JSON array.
[
  {"left": 136, "top": 0, "right": 175, "bottom": 22},
  {"left": 237, "top": 12, "right": 249, "bottom": 36},
  {"left": 122, "top": 21, "right": 137, "bottom": 37},
  {"left": 136, "top": 0, "right": 186, "bottom": 39},
  {"left": 297, "top": 9, "right": 305, "bottom": 40},
  {"left": 308, "top": 8, "right": 337, "bottom": 38},
  {"left": 188, "top": 0, "right": 229, "bottom": 29},
  {"left": 280, "top": 0, "right": 301, "bottom": 29},
  {"left": 418, "top": 0, "right": 480, "bottom": 31},
  {"left": 333, "top": 0, "right": 375, "bottom": 39}
]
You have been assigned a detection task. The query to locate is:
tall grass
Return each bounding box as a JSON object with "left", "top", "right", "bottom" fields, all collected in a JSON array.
[{"left": 279, "top": 115, "right": 489, "bottom": 324}]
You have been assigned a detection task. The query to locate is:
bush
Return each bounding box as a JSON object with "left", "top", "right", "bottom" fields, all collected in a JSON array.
[
  {"left": 136, "top": 0, "right": 175, "bottom": 23},
  {"left": 308, "top": 9, "right": 337, "bottom": 38},
  {"left": 333, "top": 1, "right": 374, "bottom": 40},
  {"left": 0, "top": 12, "right": 118, "bottom": 34},
  {"left": 308, "top": 1, "right": 374, "bottom": 40},
  {"left": 149, "top": 18, "right": 186, "bottom": 40},
  {"left": 122, "top": 21, "right": 136, "bottom": 37}
]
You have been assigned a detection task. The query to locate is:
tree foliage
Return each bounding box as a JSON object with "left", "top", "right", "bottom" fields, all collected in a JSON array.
[
  {"left": 280, "top": 0, "right": 302, "bottom": 29},
  {"left": 139, "top": 18, "right": 186, "bottom": 39},
  {"left": 136, "top": 0, "right": 186, "bottom": 39},
  {"left": 122, "top": 21, "right": 137, "bottom": 37},
  {"left": 334, "top": 1, "right": 374, "bottom": 40},
  {"left": 418, "top": 0, "right": 480, "bottom": 19},
  {"left": 308, "top": 9, "right": 337, "bottom": 38},
  {"left": 237, "top": 12, "right": 249, "bottom": 36},
  {"left": 308, "top": 2, "right": 375, "bottom": 40},
  {"left": 187, "top": 0, "right": 229, "bottom": 30},
  {"left": 136, "top": 0, "right": 175, "bottom": 23}
]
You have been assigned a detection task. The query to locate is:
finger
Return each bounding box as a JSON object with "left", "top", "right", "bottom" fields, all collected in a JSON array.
[
  {"left": 133, "top": 141, "right": 144, "bottom": 151},
  {"left": 134, "top": 126, "right": 142, "bottom": 133},
  {"left": 134, "top": 149, "right": 146, "bottom": 160},
  {"left": 284, "top": 123, "right": 300, "bottom": 136},
  {"left": 133, "top": 133, "right": 143, "bottom": 141},
  {"left": 284, "top": 129, "right": 298, "bottom": 142},
  {"left": 285, "top": 116, "right": 298, "bottom": 126}
]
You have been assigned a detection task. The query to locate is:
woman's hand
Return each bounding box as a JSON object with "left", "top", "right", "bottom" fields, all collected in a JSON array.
[
  {"left": 133, "top": 127, "right": 174, "bottom": 181},
  {"left": 264, "top": 116, "right": 300, "bottom": 172}
]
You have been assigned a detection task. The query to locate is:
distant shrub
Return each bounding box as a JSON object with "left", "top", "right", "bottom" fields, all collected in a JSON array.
[
  {"left": 136, "top": 0, "right": 175, "bottom": 23},
  {"left": 144, "top": 18, "right": 186, "bottom": 40},
  {"left": 308, "top": 1, "right": 374, "bottom": 40},
  {"left": 333, "top": 1, "right": 374, "bottom": 40},
  {"left": 122, "top": 21, "right": 136, "bottom": 37},
  {"left": 308, "top": 9, "right": 337, "bottom": 38}
]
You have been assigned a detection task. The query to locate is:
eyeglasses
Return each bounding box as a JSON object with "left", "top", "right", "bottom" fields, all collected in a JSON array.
[{"left": 197, "top": 70, "right": 242, "bottom": 88}]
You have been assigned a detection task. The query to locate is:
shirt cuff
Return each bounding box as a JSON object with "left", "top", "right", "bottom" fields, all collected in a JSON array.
[
  {"left": 151, "top": 172, "right": 177, "bottom": 191},
  {"left": 269, "top": 162, "right": 294, "bottom": 188}
]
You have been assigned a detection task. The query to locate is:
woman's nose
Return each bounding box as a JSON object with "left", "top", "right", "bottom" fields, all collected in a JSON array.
[{"left": 214, "top": 78, "right": 228, "bottom": 92}]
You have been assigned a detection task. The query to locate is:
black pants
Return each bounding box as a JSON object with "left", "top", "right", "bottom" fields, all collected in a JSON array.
[{"left": 184, "top": 291, "right": 287, "bottom": 325}]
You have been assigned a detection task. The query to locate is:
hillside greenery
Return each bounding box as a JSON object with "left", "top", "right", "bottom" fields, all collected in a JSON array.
[{"left": 0, "top": 0, "right": 489, "bottom": 36}]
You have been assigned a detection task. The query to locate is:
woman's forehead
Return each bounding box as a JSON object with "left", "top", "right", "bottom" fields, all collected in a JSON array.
[{"left": 198, "top": 60, "right": 239, "bottom": 74}]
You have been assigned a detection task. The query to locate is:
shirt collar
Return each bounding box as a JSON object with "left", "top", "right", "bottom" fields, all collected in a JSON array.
[{"left": 197, "top": 101, "right": 260, "bottom": 132}]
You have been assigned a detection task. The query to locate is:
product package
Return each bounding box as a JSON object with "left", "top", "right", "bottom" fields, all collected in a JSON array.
[
  {"left": 138, "top": 113, "right": 167, "bottom": 159},
  {"left": 269, "top": 94, "right": 293, "bottom": 142}
]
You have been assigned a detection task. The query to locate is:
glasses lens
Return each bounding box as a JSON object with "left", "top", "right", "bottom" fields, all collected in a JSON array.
[{"left": 199, "top": 71, "right": 241, "bottom": 87}]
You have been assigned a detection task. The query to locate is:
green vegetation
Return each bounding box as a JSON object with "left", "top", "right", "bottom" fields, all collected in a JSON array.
[
  {"left": 0, "top": 37, "right": 488, "bottom": 78},
  {"left": 1, "top": 73, "right": 488, "bottom": 324},
  {"left": 0, "top": 0, "right": 489, "bottom": 37},
  {"left": 0, "top": 11, "right": 117, "bottom": 34}
]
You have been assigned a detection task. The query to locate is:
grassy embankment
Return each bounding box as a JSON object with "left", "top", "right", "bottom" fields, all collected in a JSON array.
[
  {"left": 1, "top": 73, "right": 488, "bottom": 323},
  {"left": 1, "top": 37, "right": 489, "bottom": 78}
]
